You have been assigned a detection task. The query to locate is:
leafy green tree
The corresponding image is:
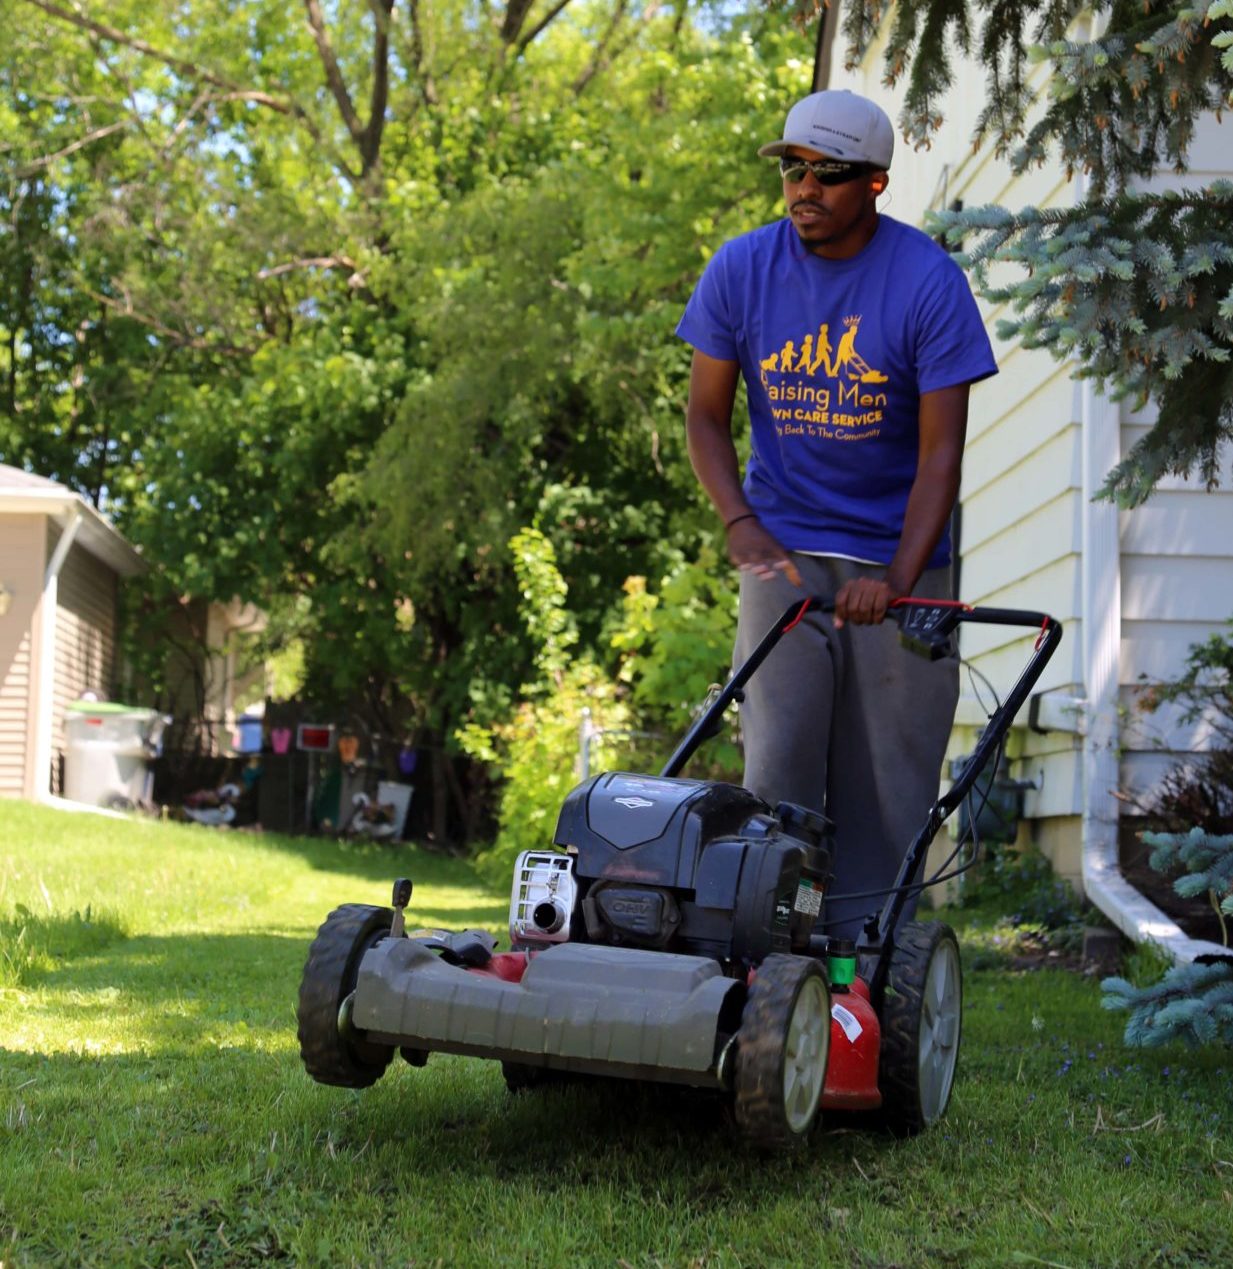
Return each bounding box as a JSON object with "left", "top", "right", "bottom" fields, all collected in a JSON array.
[{"left": 2, "top": 1, "right": 811, "bottom": 838}]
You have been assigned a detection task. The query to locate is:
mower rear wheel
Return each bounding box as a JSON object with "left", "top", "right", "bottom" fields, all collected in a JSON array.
[
  {"left": 298, "top": 903, "right": 395, "bottom": 1088},
  {"left": 877, "top": 920, "right": 962, "bottom": 1135},
  {"left": 734, "top": 954, "right": 831, "bottom": 1150}
]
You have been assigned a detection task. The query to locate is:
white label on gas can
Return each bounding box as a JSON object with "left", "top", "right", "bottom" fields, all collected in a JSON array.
[
  {"left": 794, "top": 881, "right": 823, "bottom": 916},
  {"left": 831, "top": 1002, "right": 863, "bottom": 1045}
]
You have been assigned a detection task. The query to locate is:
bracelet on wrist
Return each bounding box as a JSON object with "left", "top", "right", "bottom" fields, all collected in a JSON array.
[{"left": 724, "top": 512, "right": 757, "bottom": 531}]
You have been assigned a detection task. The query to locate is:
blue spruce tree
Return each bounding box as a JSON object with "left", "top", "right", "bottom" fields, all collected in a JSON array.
[
  {"left": 1102, "top": 829, "right": 1233, "bottom": 1046},
  {"left": 810, "top": 0, "right": 1233, "bottom": 505}
]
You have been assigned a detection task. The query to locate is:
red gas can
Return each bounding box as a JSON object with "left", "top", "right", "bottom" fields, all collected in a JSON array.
[{"left": 820, "top": 977, "right": 882, "bottom": 1111}]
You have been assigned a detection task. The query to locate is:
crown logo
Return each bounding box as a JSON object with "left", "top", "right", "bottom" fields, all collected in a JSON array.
[{"left": 842, "top": 314, "right": 861, "bottom": 328}]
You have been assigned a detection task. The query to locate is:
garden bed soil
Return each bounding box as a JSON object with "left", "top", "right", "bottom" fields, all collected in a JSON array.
[{"left": 1118, "top": 816, "right": 1228, "bottom": 945}]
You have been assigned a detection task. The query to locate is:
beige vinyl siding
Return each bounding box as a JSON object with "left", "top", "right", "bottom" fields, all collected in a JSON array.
[
  {"left": 47, "top": 523, "right": 119, "bottom": 768},
  {"left": 940, "top": 105, "right": 1083, "bottom": 668},
  {"left": 831, "top": 51, "right": 1232, "bottom": 830},
  {"left": 0, "top": 516, "right": 46, "bottom": 797},
  {"left": 962, "top": 376, "right": 1081, "bottom": 493},
  {"left": 1119, "top": 462, "right": 1233, "bottom": 804},
  {"left": 820, "top": 39, "right": 1232, "bottom": 892}
]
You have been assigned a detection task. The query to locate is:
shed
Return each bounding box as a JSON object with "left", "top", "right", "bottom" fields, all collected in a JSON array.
[{"left": 0, "top": 465, "right": 145, "bottom": 799}]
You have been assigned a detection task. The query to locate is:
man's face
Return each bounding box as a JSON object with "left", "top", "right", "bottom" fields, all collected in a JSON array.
[{"left": 781, "top": 146, "right": 885, "bottom": 257}]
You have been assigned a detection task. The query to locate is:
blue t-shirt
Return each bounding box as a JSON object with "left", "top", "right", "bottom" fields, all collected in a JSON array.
[{"left": 676, "top": 215, "right": 997, "bottom": 567}]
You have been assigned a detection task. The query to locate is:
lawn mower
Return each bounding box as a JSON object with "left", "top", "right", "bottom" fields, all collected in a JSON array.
[{"left": 297, "top": 596, "right": 1062, "bottom": 1149}]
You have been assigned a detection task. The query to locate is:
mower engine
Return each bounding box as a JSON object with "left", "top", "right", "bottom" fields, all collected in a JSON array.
[{"left": 512, "top": 773, "right": 831, "bottom": 967}]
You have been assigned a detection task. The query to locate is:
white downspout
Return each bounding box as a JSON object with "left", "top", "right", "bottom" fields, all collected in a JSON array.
[
  {"left": 33, "top": 509, "right": 83, "bottom": 801},
  {"left": 1077, "top": 384, "right": 1226, "bottom": 962}
]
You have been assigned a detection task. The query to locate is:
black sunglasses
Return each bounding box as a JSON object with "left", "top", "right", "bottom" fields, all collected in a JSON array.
[{"left": 779, "top": 156, "right": 876, "bottom": 186}]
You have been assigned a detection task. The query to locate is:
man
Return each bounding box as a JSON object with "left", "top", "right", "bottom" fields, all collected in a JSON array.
[{"left": 676, "top": 90, "right": 997, "bottom": 939}]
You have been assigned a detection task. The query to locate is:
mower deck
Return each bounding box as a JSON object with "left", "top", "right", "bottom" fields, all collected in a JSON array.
[
  {"left": 346, "top": 936, "right": 885, "bottom": 1109},
  {"left": 353, "top": 940, "right": 739, "bottom": 1086}
]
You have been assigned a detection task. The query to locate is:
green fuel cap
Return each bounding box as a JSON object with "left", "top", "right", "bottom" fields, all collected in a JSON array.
[{"left": 827, "top": 937, "right": 857, "bottom": 988}]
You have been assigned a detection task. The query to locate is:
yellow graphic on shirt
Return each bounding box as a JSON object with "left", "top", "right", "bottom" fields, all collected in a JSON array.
[{"left": 759, "top": 315, "right": 889, "bottom": 441}]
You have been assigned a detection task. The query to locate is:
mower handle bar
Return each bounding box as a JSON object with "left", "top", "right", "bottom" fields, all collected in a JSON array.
[
  {"left": 871, "top": 601, "right": 1062, "bottom": 969},
  {"left": 658, "top": 594, "right": 1063, "bottom": 994},
  {"left": 660, "top": 596, "right": 1062, "bottom": 781},
  {"left": 664, "top": 596, "right": 1060, "bottom": 781}
]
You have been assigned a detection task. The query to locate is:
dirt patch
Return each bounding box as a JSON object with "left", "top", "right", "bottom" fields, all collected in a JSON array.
[{"left": 1004, "top": 946, "right": 1085, "bottom": 973}]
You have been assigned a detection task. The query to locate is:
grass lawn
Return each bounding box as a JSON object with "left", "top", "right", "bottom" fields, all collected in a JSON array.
[{"left": 2, "top": 801, "right": 1230, "bottom": 1267}]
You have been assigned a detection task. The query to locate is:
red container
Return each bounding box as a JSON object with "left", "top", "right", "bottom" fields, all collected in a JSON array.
[{"left": 821, "top": 976, "right": 883, "bottom": 1110}]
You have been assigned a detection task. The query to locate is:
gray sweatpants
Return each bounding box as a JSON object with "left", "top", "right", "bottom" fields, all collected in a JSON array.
[{"left": 734, "top": 555, "right": 959, "bottom": 941}]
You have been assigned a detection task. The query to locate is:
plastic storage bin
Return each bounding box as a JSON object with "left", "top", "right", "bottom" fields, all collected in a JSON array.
[{"left": 63, "top": 702, "right": 167, "bottom": 809}]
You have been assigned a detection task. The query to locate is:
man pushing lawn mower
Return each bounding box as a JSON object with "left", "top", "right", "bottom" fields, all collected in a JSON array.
[
  {"left": 677, "top": 88, "right": 997, "bottom": 943},
  {"left": 296, "top": 92, "right": 1061, "bottom": 1151}
]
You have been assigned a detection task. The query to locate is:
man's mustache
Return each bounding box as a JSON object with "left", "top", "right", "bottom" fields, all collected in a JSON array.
[{"left": 791, "top": 199, "right": 828, "bottom": 213}]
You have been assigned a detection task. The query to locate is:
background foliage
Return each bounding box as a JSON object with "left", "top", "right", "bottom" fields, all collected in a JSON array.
[{"left": 2, "top": 0, "right": 805, "bottom": 837}]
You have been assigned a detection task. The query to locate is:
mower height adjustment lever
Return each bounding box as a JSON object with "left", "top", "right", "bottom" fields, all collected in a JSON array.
[{"left": 390, "top": 877, "right": 413, "bottom": 938}]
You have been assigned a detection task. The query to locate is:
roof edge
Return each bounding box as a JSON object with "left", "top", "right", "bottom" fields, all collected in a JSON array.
[{"left": 0, "top": 489, "right": 147, "bottom": 577}]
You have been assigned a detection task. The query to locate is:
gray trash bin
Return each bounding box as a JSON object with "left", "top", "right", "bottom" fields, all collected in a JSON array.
[{"left": 63, "top": 702, "right": 167, "bottom": 809}]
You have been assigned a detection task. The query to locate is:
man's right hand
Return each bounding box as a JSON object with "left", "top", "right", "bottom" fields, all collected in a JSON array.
[
  {"left": 684, "top": 350, "right": 803, "bottom": 588},
  {"left": 727, "top": 517, "right": 803, "bottom": 586}
]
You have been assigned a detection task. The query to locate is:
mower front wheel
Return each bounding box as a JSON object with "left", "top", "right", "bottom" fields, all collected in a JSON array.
[
  {"left": 877, "top": 920, "right": 962, "bottom": 1135},
  {"left": 297, "top": 903, "right": 395, "bottom": 1088},
  {"left": 734, "top": 954, "right": 831, "bottom": 1150}
]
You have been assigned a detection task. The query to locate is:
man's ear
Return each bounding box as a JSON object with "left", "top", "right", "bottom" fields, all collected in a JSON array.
[{"left": 870, "top": 172, "right": 887, "bottom": 194}]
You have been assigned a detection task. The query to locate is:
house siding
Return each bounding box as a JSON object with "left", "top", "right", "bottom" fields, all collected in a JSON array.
[
  {"left": 1115, "top": 113, "right": 1233, "bottom": 806},
  {"left": 823, "top": 28, "right": 1233, "bottom": 887},
  {"left": 828, "top": 35, "right": 1086, "bottom": 883},
  {"left": 0, "top": 516, "right": 45, "bottom": 798}
]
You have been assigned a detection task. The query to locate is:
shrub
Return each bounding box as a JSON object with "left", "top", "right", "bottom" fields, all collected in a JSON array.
[
  {"left": 464, "top": 662, "right": 634, "bottom": 888},
  {"left": 464, "top": 531, "right": 746, "bottom": 887},
  {"left": 960, "top": 841, "right": 1085, "bottom": 934},
  {"left": 1134, "top": 618, "right": 1233, "bottom": 835}
]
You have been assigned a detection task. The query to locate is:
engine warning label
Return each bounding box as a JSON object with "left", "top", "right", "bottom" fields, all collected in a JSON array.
[{"left": 793, "top": 880, "right": 823, "bottom": 917}]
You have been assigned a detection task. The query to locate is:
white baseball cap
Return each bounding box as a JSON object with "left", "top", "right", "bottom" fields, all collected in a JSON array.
[{"left": 758, "top": 90, "right": 894, "bottom": 169}]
